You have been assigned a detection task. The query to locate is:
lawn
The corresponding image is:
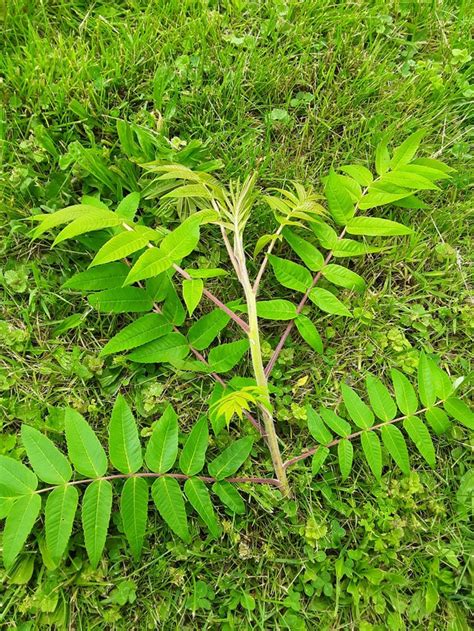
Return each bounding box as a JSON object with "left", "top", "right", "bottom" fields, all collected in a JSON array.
[{"left": 0, "top": 1, "right": 472, "bottom": 629}]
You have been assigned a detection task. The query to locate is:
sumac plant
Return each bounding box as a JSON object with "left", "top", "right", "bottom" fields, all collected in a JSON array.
[{"left": 1, "top": 130, "right": 472, "bottom": 569}]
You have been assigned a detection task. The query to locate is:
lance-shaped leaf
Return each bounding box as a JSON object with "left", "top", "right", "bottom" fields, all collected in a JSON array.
[
  {"left": 418, "top": 352, "right": 437, "bottom": 407},
  {"left": 365, "top": 374, "right": 397, "bottom": 422},
  {"left": 321, "top": 264, "right": 365, "bottom": 292},
  {"left": 64, "top": 408, "right": 108, "bottom": 478},
  {"left": 425, "top": 408, "right": 451, "bottom": 435},
  {"left": 207, "top": 437, "right": 254, "bottom": 480},
  {"left": 361, "top": 431, "right": 382, "bottom": 480},
  {"left": 82, "top": 480, "right": 113, "bottom": 568},
  {"left": 358, "top": 189, "right": 412, "bottom": 210},
  {"left": 100, "top": 314, "right": 172, "bottom": 357},
  {"left": 53, "top": 210, "right": 123, "bottom": 245},
  {"left": 339, "top": 164, "right": 374, "bottom": 187},
  {"left": 188, "top": 309, "right": 230, "bottom": 351},
  {"left": 212, "top": 481, "right": 245, "bottom": 515},
  {"left": 63, "top": 262, "right": 130, "bottom": 291},
  {"left": 127, "top": 332, "right": 189, "bottom": 364},
  {"left": 337, "top": 439, "right": 353, "bottom": 480},
  {"left": 390, "top": 129, "right": 426, "bottom": 169},
  {"left": 116, "top": 191, "right": 141, "bottom": 221},
  {"left": 295, "top": 315, "right": 323, "bottom": 354},
  {"left": 88, "top": 287, "right": 154, "bottom": 313},
  {"left": 0, "top": 456, "right": 38, "bottom": 497},
  {"left": 268, "top": 255, "right": 312, "bottom": 293},
  {"left": 312, "top": 446, "right": 330, "bottom": 476},
  {"left": 124, "top": 249, "right": 173, "bottom": 285},
  {"left": 309, "top": 288, "right": 352, "bottom": 317},
  {"left": 145, "top": 405, "right": 178, "bottom": 473},
  {"left": 90, "top": 227, "right": 156, "bottom": 266},
  {"left": 184, "top": 478, "right": 221, "bottom": 538},
  {"left": 255, "top": 300, "right": 297, "bottom": 320},
  {"left": 160, "top": 218, "right": 200, "bottom": 260},
  {"left": 341, "top": 384, "right": 374, "bottom": 429},
  {"left": 444, "top": 398, "right": 474, "bottom": 430},
  {"left": 375, "top": 133, "right": 391, "bottom": 176},
  {"left": 21, "top": 425, "right": 72, "bottom": 485},
  {"left": 3, "top": 493, "right": 42, "bottom": 568},
  {"left": 109, "top": 395, "right": 143, "bottom": 474},
  {"left": 320, "top": 409, "right": 352, "bottom": 437},
  {"left": 162, "top": 283, "right": 186, "bottom": 326},
  {"left": 380, "top": 425, "right": 410, "bottom": 475},
  {"left": 306, "top": 405, "right": 332, "bottom": 444},
  {"left": 324, "top": 169, "right": 355, "bottom": 225},
  {"left": 179, "top": 416, "right": 209, "bottom": 476},
  {"left": 403, "top": 417, "right": 436, "bottom": 468},
  {"left": 152, "top": 477, "right": 190, "bottom": 542},
  {"left": 282, "top": 228, "right": 325, "bottom": 271},
  {"left": 346, "top": 217, "right": 412, "bottom": 236},
  {"left": 182, "top": 279, "right": 203, "bottom": 316},
  {"left": 30, "top": 204, "right": 99, "bottom": 238},
  {"left": 391, "top": 369, "right": 418, "bottom": 416},
  {"left": 120, "top": 477, "right": 149, "bottom": 560},
  {"left": 332, "top": 239, "right": 382, "bottom": 258},
  {"left": 208, "top": 339, "right": 249, "bottom": 374},
  {"left": 45, "top": 485, "right": 79, "bottom": 564}
]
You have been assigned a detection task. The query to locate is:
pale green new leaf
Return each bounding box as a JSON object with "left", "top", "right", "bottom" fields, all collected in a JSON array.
[
  {"left": 418, "top": 352, "right": 437, "bottom": 407},
  {"left": 207, "top": 436, "right": 254, "bottom": 480},
  {"left": 185, "top": 268, "right": 228, "bottom": 279},
  {"left": 53, "top": 210, "right": 123, "bottom": 245},
  {"left": 322, "top": 264, "right": 365, "bottom": 291},
  {"left": 339, "top": 164, "right": 374, "bottom": 187},
  {"left": 88, "top": 287, "right": 154, "bottom": 313},
  {"left": 361, "top": 431, "right": 382, "bottom": 480},
  {"left": 152, "top": 477, "right": 190, "bottom": 542},
  {"left": 63, "top": 262, "right": 129, "bottom": 291},
  {"left": 268, "top": 254, "right": 312, "bottom": 293},
  {"left": 390, "top": 130, "right": 426, "bottom": 169},
  {"left": 187, "top": 309, "right": 230, "bottom": 350},
  {"left": 116, "top": 192, "right": 140, "bottom": 221},
  {"left": 21, "top": 425, "right": 72, "bottom": 484},
  {"left": 341, "top": 384, "right": 374, "bottom": 429},
  {"left": 64, "top": 408, "right": 108, "bottom": 478},
  {"left": 383, "top": 170, "right": 440, "bottom": 191},
  {"left": 375, "top": 134, "right": 391, "bottom": 176},
  {"left": 358, "top": 189, "right": 412, "bottom": 210},
  {"left": 380, "top": 425, "right": 410, "bottom": 475},
  {"left": 325, "top": 169, "right": 354, "bottom": 225},
  {"left": 403, "top": 416, "right": 436, "bottom": 468},
  {"left": 0, "top": 456, "right": 38, "bottom": 497},
  {"left": 295, "top": 315, "right": 323, "bottom": 354},
  {"left": 391, "top": 369, "right": 418, "bottom": 416},
  {"left": 179, "top": 416, "right": 209, "bottom": 476},
  {"left": 124, "top": 249, "right": 173, "bottom": 285},
  {"left": 163, "top": 183, "right": 213, "bottom": 199},
  {"left": 256, "top": 300, "right": 297, "bottom": 320},
  {"left": 312, "top": 446, "right": 330, "bottom": 475},
  {"left": 444, "top": 398, "right": 474, "bottom": 430},
  {"left": 212, "top": 481, "right": 245, "bottom": 515},
  {"left": 109, "top": 395, "right": 142, "bottom": 474},
  {"left": 346, "top": 217, "right": 412, "bottom": 236},
  {"left": 3, "top": 494, "right": 42, "bottom": 568},
  {"left": 90, "top": 228, "right": 155, "bottom": 266},
  {"left": 120, "top": 477, "right": 149, "bottom": 561},
  {"left": 319, "top": 408, "right": 351, "bottom": 437},
  {"left": 45, "top": 485, "right": 79, "bottom": 564},
  {"left": 100, "top": 314, "right": 172, "bottom": 357},
  {"left": 208, "top": 339, "right": 249, "bottom": 373},
  {"left": 337, "top": 439, "right": 353, "bottom": 480},
  {"left": 309, "top": 288, "right": 352, "bottom": 317},
  {"left": 145, "top": 405, "right": 178, "bottom": 473},
  {"left": 82, "top": 480, "right": 113, "bottom": 568},
  {"left": 30, "top": 205, "right": 99, "bottom": 238},
  {"left": 282, "top": 228, "right": 325, "bottom": 271},
  {"left": 306, "top": 405, "right": 332, "bottom": 443},
  {"left": 365, "top": 374, "right": 397, "bottom": 422},
  {"left": 127, "top": 332, "right": 189, "bottom": 364},
  {"left": 184, "top": 478, "right": 221, "bottom": 538},
  {"left": 182, "top": 278, "right": 203, "bottom": 316}
]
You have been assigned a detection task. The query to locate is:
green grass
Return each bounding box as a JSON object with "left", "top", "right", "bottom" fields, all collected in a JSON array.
[{"left": 0, "top": 0, "right": 472, "bottom": 628}]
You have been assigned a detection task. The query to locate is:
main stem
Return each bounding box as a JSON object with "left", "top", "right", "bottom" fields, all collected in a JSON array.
[{"left": 233, "top": 232, "right": 291, "bottom": 497}]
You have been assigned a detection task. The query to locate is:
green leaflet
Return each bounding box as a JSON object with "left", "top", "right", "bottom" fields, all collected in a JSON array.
[
  {"left": 145, "top": 405, "right": 178, "bottom": 473},
  {"left": 53, "top": 210, "right": 123, "bottom": 245},
  {"left": 365, "top": 374, "right": 397, "bottom": 422},
  {"left": 120, "top": 477, "right": 149, "bottom": 561},
  {"left": 380, "top": 425, "right": 410, "bottom": 475},
  {"left": 88, "top": 287, "right": 154, "bottom": 313},
  {"left": 63, "top": 262, "right": 130, "bottom": 291},
  {"left": 361, "top": 431, "right": 382, "bottom": 480},
  {"left": 208, "top": 339, "right": 249, "bottom": 373},
  {"left": 418, "top": 352, "right": 437, "bottom": 407},
  {"left": 403, "top": 416, "right": 436, "bottom": 468},
  {"left": 184, "top": 478, "right": 221, "bottom": 538},
  {"left": 321, "top": 264, "right": 365, "bottom": 292},
  {"left": 207, "top": 436, "right": 254, "bottom": 480},
  {"left": 179, "top": 416, "right": 209, "bottom": 476},
  {"left": 64, "top": 408, "right": 108, "bottom": 478},
  {"left": 152, "top": 477, "right": 190, "bottom": 542},
  {"left": 160, "top": 217, "right": 201, "bottom": 260},
  {"left": 312, "top": 446, "right": 330, "bottom": 476},
  {"left": 311, "top": 219, "right": 338, "bottom": 249},
  {"left": 282, "top": 228, "right": 325, "bottom": 271},
  {"left": 127, "top": 332, "right": 189, "bottom": 364},
  {"left": 320, "top": 408, "right": 351, "bottom": 437},
  {"left": 375, "top": 133, "right": 391, "bottom": 176},
  {"left": 337, "top": 439, "right": 353, "bottom": 480},
  {"left": 390, "top": 129, "right": 426, "bottom": 169},
  {"left": 124, "top": 249, "right": 173, "bottom": 285},
  {"left": 185, "top": 268, "right": 228, "bottom": 279},
  {"left": 212, "top": 481, "right": 246, "bottom": 515},
  {"left": 100, "top": 314, "right": 173, "bottom": 356},
  {"left": 268, "top": 254, "right": 312, "bottom": 293},
  {"left": 332, "top": 239, "right": 382, "bottom": 258},
  {"left": 0, "top": 456, "right": 38, "bottom": 497},
  {"left": 341, "top": 384, "right": 374, "bottom": 429},
  {"left": 309, "top": 287, "right": 352, "bottom": 317},
  {"left": 345, "top": 217, "right": 412, "bottom": 236},
  {"left": 187, "top": 309, "right": 230, "bottom": 350},
  {"left": 162, "top": 283, "right": 186, "bottom": 326},
  {"left": 31, "top": 205, "right": 98, "bottom": 238},
  {"left": 21, "top": 425, "right": 72, "bottom": 485},
  {"left": 391, "top": 369, "right": 418, "bottom": 416},
  {"left": 45, "top": 485, "right": 79, "bottom": 564},
  {"left": 116, "top": 192, "right": 141, "bottom": 221},
  {"left": 425, "top": 408, "right": 451, "bottom": 435},
  {"left": 182, "top": 278, "right": 203, "bottom": 316},
  {"left": 358, "top": 189, "right": 412, "bottom": 210},
  {"left": 90, "top": 227, "right": 155, "bottom": 266},
  {"left": 3, "top": 493, "right": 42, "bottom": 568},
  {"left": 324, "top": 169, "right": 355, "bottom": 225},
  {"left": 295, "top": 315, "right": 323, "bottom": 354},
  {"left": 339, "top": 164, "right": 374, "bottom": 187},
  {"left": 82, "top": 479, "right": 113, "bottom": 568},
  {"left": 306, "top": 405, "right": 332, "bottom": 444},
  {"left": 109, "top": 395, "right": 143, "bottom": 474},
  {"left": 255, "top": 300, "right": 297, "bottom": 320},
  {"left": 383, "top": 170, "right": 440, "bottom": 191},
  {"left": 444, "top": 398, "right": 474, "bottom": 430}
]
